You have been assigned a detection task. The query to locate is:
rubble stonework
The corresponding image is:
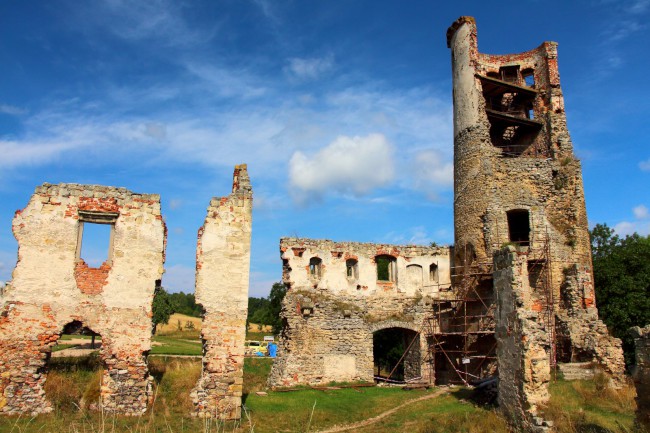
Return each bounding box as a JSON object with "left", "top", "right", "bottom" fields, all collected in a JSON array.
[
  {"left": 0, "top": 183, "right": 166, "bottom": 415},
  {"left": 191, "top": 165, "right": 253, "bottom": 419},
  {"left": 494, "top": 247, "right": 552, "bottom": 432},
  {"left": 268, "top": 238, "right": 450, "bottom": 387},
  {"left": 447, "top": 16, "right": 623, "bottom": 379},
  {"left": 630, "top": 325, "right": 650, "bottom": 429}
]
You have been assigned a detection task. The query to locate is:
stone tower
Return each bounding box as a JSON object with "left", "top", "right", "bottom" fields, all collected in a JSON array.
[{"left": 447, "top": 17, "right": 624, "bottom": 376}]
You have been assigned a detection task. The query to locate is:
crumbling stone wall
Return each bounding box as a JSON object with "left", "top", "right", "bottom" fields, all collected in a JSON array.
[
  {"left": 191, "top": 165, "right": 252, "bottom": 419},
  {"left": 555, "top": 265, "right": 625, "bottom": 383},
  {"left": 268, "top": 239, "right": 449, "bottom": 387},
  {"left": 447, "top": 16, "right": 623, "bottom": 382},
  {"left": 494, "top": 247, "right": 552, "bottom": 432},
  {"left": 631, "top": 325, "right": 650, "bottom": 430},
  {"left": 0, "top": 183, "right": 166, "bottom": 415}
]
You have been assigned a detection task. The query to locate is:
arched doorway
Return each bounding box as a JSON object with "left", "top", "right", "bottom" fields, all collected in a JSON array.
[{"left": 372, "top": 327, "right": 421, "bottom": 382}]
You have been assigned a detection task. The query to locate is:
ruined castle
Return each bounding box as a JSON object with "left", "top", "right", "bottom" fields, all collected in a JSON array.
[{"left": 0, "top": 16, "right": 640, "bottom": 431}]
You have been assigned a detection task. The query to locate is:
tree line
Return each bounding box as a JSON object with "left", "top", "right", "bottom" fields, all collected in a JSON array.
[{"left": 152, "top": 282, "right": 286, "bottom": 334}]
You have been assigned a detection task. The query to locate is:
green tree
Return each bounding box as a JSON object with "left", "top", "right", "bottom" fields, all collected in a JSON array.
[
  {"left": 268, "top": 282, "right": 287, "bottom": 334},
  {"left": 590, "top": 223, "right": 650, "bottom": 365},
  {"left": 246, "top": 283, "right": 286, "bottom": 334},
  {"left": 152, "top": 286, "right": 175, "bottom": 334}
]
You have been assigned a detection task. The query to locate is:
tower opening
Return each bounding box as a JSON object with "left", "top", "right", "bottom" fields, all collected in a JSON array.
[{"left": 507, "top": 209, "right": 531, "bottom": 246}]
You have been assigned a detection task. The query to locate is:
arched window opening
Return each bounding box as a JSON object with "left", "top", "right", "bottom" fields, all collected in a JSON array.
[
  {"left": 375, "top": 255, "right": 396, "bottom": 282},
  {"left": 429, "top": 263, "right": 439, "bottom": 283},
  {"left": 507, "top": 209, "right": 531, "bottom": 246},
  {"left": 346, "top": 259, "right": 358, "bottom": 280},
  {"left": 309, "top": 257, "right": 322, "bottom": 278}
]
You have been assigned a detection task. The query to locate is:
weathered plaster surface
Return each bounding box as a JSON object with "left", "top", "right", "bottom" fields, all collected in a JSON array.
[
  {"left": 269, "top": 239, "right": 448, "bottom": 387},
  {"left": 191, "top": 165, "right": 253, "bottom": 419},
  {"left": 0, "top": 183, "right": 166, "bottom": 415}
]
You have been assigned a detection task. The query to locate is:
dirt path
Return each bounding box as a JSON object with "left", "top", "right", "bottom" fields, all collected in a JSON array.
[{"left": 313, "top": 388, "right": 448, "bottom": 433}]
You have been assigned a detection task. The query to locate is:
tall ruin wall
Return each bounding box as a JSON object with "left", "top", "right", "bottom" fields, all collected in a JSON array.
[
  {"left": 268, "top": 239, "right": 450, "bottom": 387},
  {"left": 0, "top": 183, "right": 166, "bottom": 415},
  {"left": 191, "top": 165, "right": 253, "bottom": 419}
]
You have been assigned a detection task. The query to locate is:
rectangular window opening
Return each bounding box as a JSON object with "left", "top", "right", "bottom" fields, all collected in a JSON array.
[
  {"left": 507, "top": 209, "right": 530, "bottom": 247},
  {"left": 76, "top": 211, "right": 118, "bottom": 268}
]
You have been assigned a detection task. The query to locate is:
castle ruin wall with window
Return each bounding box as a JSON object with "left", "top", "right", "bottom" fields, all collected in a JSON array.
[
  {"left": 268, "top": 238, "right": 450, "bottom": 387},
  {"left": 0, "top": 183, "right": 166, "bottom": 415}
]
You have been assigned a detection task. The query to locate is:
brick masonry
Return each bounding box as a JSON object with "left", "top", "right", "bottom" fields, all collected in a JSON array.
[
  {"left": 190, "top": 165, "right": 253, "bottom": 419},
  {"left": 0, "top": 183, "right": 166, "bottom": 416}
]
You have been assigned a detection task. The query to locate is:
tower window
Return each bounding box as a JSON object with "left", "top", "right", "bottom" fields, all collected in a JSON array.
[
  {"left": 507, "top": 209, "right": 531, "bottom": 246},
  {"left": 522, "top": 69, "right": 535, "bottom": 87}
]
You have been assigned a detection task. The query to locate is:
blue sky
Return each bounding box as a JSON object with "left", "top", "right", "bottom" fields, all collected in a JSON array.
[{"left": 1, "top": 0, "right": 649, "bottom": 297}]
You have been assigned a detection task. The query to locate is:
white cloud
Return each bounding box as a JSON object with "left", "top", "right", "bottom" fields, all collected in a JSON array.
[
  {"left": 633, "top": 204, "right": 649, "bottom": 219},
  {"left": 411, "top": 149, "right": 453, "bottom": 199},
  {"left": 639, "top": 158, "right": 650, "bottom": 171},
  {"left": 0, "top": 104, "right": 26, "bottom": 116},
  {"left": 614, "top": 220, "right": 650, "bottom": 236},
  {"left": 614, "top": 204, "right": 650, "bottom": 236},
  {"left": 289, "top": 134, "right": 395, "bottom": 203},
  {"left": 286, "top": 55, "right": 335, "bottom": 80}
]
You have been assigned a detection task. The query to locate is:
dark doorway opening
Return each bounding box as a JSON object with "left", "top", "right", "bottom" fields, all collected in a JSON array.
[{"left": 373, "top": 327, "right": 420, "bottom": 382}]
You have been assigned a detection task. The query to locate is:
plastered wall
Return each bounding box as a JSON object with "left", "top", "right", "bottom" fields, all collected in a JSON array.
[{"left": 0, "top": 183, "right": 166, "bottom": 415}]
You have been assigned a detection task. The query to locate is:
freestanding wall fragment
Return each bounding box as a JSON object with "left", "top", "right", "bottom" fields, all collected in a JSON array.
[
  {"left": 0, "top": 183, "right": 166, "bottom": 416},
  {"left": 191, "top": 165, "right": 253, "bottom": 419},
  {"left": 494, "top": 247, "right": 552, "bottom": 432},
  {"left": 630, "top": 325, "right": 650, "bottom": 430},
  {"left": 446, "top": 16, "right": 624, "bottom": 384}
]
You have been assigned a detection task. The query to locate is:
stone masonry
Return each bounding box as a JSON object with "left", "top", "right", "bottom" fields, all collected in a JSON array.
[
  {"left": 630, "top": 325, "right": 650, "bottom": 430},
  {"left": 268, "top": 238, "right": 450, "bottom": 387},
  {"left": 0, "top": 183, "right": 166, "bottom": 415},
  {"left": 447, "top": 16, "right": 625, "bottom": 429},
  {"left": 191, "top": 165, "right": 253, "bottom": 419},
  {"left": 494, "top": 247, "right": 552, "bottom": 433}
]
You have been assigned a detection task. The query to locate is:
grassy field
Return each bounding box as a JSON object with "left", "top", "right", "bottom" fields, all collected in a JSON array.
[{"left": 0, "top": 334, "right": 640, "bottom": 433}]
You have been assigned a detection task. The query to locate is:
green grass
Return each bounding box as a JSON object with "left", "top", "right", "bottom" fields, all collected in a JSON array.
[
  {"left": 150, "top": 335, "right": 202, "bottom": 356},
  {"left": 543, "top": 376, "right": 637, "bottom": 433},
  {"left": 0, "top": 336, "right": 640, "bottom": 433}
]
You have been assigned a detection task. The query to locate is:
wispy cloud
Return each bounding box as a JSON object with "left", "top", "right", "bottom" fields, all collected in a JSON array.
[
  {"left": 80, "top": 0, "right": 218, "bottom": 48},
  {"left": 285, "top": 55, "right": 335, "bottom": 81},
  {"left": 0, "top": 104, "right": 27, "bottom": 116},
  {"left": 594, "top": 0, "right": 649, "bottom": 80},
  {"left": 639, "top": 158, "right": 650, "bottom": 171}
]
